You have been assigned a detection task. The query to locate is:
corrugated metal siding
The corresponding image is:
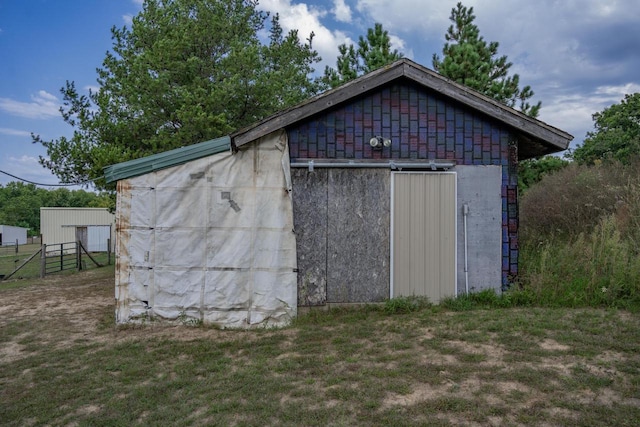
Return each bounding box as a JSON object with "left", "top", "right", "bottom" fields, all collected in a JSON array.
[
  {"left": 392, "top": 172, "right": 456, "bottom": 303},
  {"left": 40, "top": 208, "right": 115, "bottom": 249},
  {"left": 0, "top": 225, "right": 28, "bottom": 245}
]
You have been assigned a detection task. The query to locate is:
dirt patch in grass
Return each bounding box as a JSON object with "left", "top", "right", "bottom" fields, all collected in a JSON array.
[
  {"left": 1, "top": 269, "right": 640, "bottom": 426},
  {"left": 539, "top": 338, "right": 571, "bottom": 351}
]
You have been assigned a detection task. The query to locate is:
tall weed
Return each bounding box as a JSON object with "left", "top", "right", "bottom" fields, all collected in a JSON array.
[
  {"left": 520, "top": 215, "right": 640, "bottom": 309},
  {"left": 519, "top": 160, "right": 640, "bottom": 310}
]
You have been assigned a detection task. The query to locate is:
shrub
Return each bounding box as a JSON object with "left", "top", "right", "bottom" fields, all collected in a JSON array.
[{"left": 520, "top": 161, "right": 635, "bottom": 239}]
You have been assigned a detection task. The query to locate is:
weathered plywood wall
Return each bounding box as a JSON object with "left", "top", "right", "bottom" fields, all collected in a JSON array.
[
  {"left": 292, "top": 169, "right": 328, "bottom": 306},
  {"left": 292, "top": 168, "right": 390, "bottom": 305}
]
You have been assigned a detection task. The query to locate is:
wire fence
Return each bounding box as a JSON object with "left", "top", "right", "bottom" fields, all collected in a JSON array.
[{"left": 0, "top": 241, "right": 19, "bottom": 256}]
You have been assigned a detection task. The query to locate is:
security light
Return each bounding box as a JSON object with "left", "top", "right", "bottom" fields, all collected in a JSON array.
[{"left": 369, "top": 136, "right": 392, "bottom": 150}]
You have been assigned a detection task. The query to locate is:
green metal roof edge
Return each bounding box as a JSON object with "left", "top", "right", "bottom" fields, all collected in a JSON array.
[{"left": 104, "top": 136, "right": 231, "bottom": 183}]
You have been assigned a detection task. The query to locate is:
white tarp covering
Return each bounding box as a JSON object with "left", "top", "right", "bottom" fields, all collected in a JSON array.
[{"left": 115, "top": 130, "right": 297, "bottom": 327}]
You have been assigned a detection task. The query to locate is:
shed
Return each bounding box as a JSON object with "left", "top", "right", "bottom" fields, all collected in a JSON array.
[
  {"left": 40, "top": 207, "right": 115, "bottom": 252},
  {"left": 105, "top": 59, "right": 573, "bottom": 327},
  {"left": 0, "top": 225, "right": 28, "bottom": 246}
]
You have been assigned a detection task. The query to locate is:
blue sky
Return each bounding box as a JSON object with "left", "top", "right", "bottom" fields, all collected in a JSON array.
[{"left": 1, "top": 0, "right": 639, "bottom": 187}]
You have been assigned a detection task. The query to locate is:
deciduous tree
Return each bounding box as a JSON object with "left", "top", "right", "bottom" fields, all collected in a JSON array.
[{"left": 572, "top": 93, "right": 640, "bottom": 165}]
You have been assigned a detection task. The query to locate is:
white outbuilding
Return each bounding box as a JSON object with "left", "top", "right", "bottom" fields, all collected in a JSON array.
[
  {"left": 40, "top": 207, "right": 115, "bottom": 252},
  {"left": 0, "top": 225, "right": 28, "bottom": 246}
]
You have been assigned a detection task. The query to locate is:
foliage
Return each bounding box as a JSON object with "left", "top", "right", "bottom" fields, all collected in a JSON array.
[
  {"left": 519, "top": 217, "right": 640, "bottom": 310},
  {"left": 33, "top": 0, "right": 323, "bottom": 190},
  {"left": 432, "top": 2, "right": 541, "bottom": 117},
  {"left": 519, "top": 160, "right": 640, "bottom": 310},
  {"left": 517, "top": 155, "right": 569, "bottom": 193},
  {"left": 383, "top": 295, "right": 430, "bottom": 314},
  {"left": 519, "top": 161, "right": 638, "bottom": 238},
  {"left": 323, "top": 23, "right": 403, "bottom": 88},
  {"left": 0, "top": 182, "right": 110, "bottom": 235},
  {"left": 440, "top": 288, "right": 534, "bottom": 310},
  {"left": 571, "top": 93, "right": 640, "bottom": 165}
]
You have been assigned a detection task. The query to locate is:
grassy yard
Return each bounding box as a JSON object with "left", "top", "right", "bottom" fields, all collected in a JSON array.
[{"left": 1, "top": 268, "right": 639, "bottom": 426}]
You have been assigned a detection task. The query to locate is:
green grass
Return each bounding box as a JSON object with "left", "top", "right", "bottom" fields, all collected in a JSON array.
[
  {"left": 520, "top": 216, "right": 640, "bottom": 311},
  {"left": 1, "top": 269, "right": 639, "bottom": 426}
]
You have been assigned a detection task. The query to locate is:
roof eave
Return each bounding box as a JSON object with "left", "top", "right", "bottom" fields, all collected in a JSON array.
[
  {"left": 104, "top": 135, "right": 231, "bottom": 183},
  {"left": 231, "top": 58, "right": 573, "bottom": 156}
]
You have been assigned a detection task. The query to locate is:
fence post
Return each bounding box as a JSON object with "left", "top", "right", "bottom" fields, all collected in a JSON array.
[
  {"left": 60, "top": 243, "right": 64, "bottom": 272},
  {"left": 77, "top": 241, "right": 82, "bottom": 271},
  {"left": 15, "top": 239, "right": 18, "bottom": 254},
  {"left": 107, "top": 238, "right": 111, "bottom": 265},
  {"left": 40, "top": 244, "right": 46, "bottom": 278}
]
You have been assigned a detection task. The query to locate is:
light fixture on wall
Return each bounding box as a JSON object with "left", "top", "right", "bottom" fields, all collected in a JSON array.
[{"left": 369, "top": 136, "right": 392, "bottom": 150}]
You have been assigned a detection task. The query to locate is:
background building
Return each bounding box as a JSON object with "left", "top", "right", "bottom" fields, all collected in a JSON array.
[{"left": 40, "top": 207, "right": 115, "bottom": 252}]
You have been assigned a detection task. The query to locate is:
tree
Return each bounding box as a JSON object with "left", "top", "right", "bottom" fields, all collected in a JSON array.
[
  {"left": 323, "top": 23, "right": 403, "bottom": 88},
  {"left": 33, "top": 0, "right": 323, "bottom": 190},
  {"left": 0, "top": 182, "right": 108, "bottom": 235},
  {"left": 517, "top": 155, "right": 569, "bottom": 193},
  {"left": 432, "top": 2, "right": 541, "bottom": 117},
  {"left": 571, "top": 93, "right": 640, "bottom": 165}
]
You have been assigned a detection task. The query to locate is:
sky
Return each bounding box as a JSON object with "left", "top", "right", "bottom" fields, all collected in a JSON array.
[{"left": 1, "top": 0, "right": 639, "bottom": 188}]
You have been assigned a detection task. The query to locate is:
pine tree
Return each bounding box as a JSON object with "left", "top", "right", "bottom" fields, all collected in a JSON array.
[
  {"left": 323, "top": 23, "right": 403, "bottom": 88},
  {"left": 432, "top": 2, "right": 541, "bottom": 117},
  {"left": 33, "top": 0, "right": 322, "bottom": 190}
]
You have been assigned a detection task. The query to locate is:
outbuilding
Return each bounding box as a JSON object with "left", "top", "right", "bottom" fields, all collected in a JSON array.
[
  {"left": 105, "top": 59, "right": 573, "bottom": 327},
  {"left": 40, "top": 207, "right": 115, "bottom": 252},
  {"left": 0, "top": 225, "right": 28, "bottom": 246}
]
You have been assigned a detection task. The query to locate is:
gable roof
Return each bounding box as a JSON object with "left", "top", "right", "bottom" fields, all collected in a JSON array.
[
  {"left": 231, "top": 58, "right": 572, "bottom": 160},
  {"left": 104, "top": 136, "right": 230, "bottom": 183}
]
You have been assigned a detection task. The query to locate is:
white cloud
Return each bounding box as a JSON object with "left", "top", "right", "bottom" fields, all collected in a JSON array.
[
  {"left": 333, "top": 0, "right": 352, "bottom": 23},
  {"left": 84, "top": 85, "right": 100, "bottom": 94},
  {"left": 355, "top": 0, "right": 452, "bottom": 36},
  {"left": 8, "top": 155, "right": 39, "bottom": 165},
  {"left": 539, "top": 95, "right": 596, "bottom": 144},
  {"left": 389, "top": 34, "right": 413, "bottom": 60},
  {"left": 0, "top": 128, "right": 31, "bottom": 137},
  {"left": 123, "top": 0, "right": 143, "bottom": 26},
  {"left": 258, "top": 0, "right": 352, "bottom": 70},
  {"left": 0, "top": 91, "right": 60, "bottom": 120},
  {"left": 0, "top": 155, "right": 58, "bottom": 187},
  {"left": 595, "top": 83, "right": 640, "bottom": 98},
  {"left": 539, "top": 82, "right": 640, "bottom": 147}
]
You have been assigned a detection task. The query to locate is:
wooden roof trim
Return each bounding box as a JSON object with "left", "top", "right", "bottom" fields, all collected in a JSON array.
[
  {"left": 232, "top": 62, "right": 405, "bottom": 148},
  {"left": 402, "top": 62, "right": 572, "bottom": 150},
  {"left": 231, "top": 58, "right": 573, "bottom": 152}
]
